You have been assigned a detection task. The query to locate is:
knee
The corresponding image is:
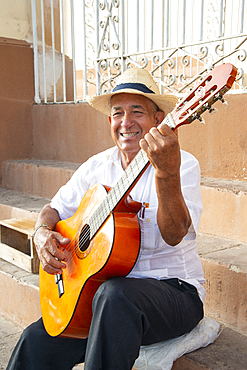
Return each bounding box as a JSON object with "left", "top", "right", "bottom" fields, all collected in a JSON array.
[
  {"left": 19, "top": 319, "right": 47, "bottom": 351},
  {"left": 20, "top": 322, "right": 36, "bottom": 344},
  {"left": 92, "top": 278, "right": 126, "bottom": 310}
]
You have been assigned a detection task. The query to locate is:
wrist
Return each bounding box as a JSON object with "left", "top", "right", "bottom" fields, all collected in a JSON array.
[{"left": 32, "top": 223, "right": 51, "bottom": 240}]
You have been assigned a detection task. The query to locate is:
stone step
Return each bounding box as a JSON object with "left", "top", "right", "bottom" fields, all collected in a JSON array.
[
  {"left": 172, "top": 325, "right": 247, "bottom": 370},
  {"left": 2, "top": 159, "right": 80, "bottom": 199},
  {"left": 197, "top": 233, "right": 247, "bottom": 335},
  {"left": 2, "top": 159, "right": 247, "bottom": 242},
  {"left": 1, "top": 231, "right": 247, "bottom": 369},
  {"left": 0, "top": 188, "right": 49, "bottom": 222},
  {"left": 0, "top": 258, "right": 40, "bottom": 329},
  {"left": 200, "top": 177, "right": 247, "bottom": 243},
  {"left": 0, "top": 233, "right": 246, "bottom": 336}
]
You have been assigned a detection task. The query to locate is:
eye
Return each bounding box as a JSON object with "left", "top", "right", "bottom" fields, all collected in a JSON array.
[
  {"left": 133, "top": 110, "right": 144, "bottom": 116},
  {"left": 112, "top": 111, "right": 122, "bottom": 117}
]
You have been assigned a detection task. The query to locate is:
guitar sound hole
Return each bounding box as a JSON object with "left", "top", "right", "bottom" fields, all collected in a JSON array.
[{"left": 79, "top": 224, "right": 91, "bottom": 252}]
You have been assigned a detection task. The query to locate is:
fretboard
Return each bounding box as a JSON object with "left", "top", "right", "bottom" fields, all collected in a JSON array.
[
  {"left": 89, "top": 149, "right": 149, "bottom": 238},
  {"left": 88, "top": 113, "right": 176, "bottom": 239}
]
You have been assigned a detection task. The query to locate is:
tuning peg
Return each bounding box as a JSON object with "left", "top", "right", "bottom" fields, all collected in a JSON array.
[
  {"left": 198, "top": 116, "right": 206, "bottom": 125},
  {"left": 220, "top": 97, "right": 228, "bottom": 106},
  {"left": 209, "top": 107, "right": 218, "bottom": 115}
]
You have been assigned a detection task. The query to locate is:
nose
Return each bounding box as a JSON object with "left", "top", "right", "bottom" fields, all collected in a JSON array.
[{"left": 121, "top": 111, "right": 134, "bottom": 128}]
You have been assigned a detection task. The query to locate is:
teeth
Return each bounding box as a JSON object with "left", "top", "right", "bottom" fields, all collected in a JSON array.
[{"left": 121, "top": 132, "right": 138, "bottom": 137}]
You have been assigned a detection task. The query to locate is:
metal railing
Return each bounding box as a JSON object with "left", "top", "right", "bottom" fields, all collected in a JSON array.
[{"left": 31, "top": 0, "right": 247, "bottom": 104}]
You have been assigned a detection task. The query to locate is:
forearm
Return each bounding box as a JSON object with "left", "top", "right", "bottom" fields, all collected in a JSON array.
[
  {"left": 35, "top": 203, "right": 61, "bottom": 230},
  {"left": 156, "top": 174, "right": 191, "bottom": 246},
  {"left": 34, "top": 204, "right": 69, "bottom": 275},
  {"left": 139, "top": 122, "right": 191, "bottom": 244}
]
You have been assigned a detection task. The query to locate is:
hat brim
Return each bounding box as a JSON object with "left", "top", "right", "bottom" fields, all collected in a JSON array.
[{"left": 87, "top": 88, "right": 178, "bottom": 116}]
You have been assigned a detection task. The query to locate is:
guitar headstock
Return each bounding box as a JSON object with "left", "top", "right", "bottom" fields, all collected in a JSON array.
[{"left": 171, "top": 63, "right": 237, "bottom": 130}]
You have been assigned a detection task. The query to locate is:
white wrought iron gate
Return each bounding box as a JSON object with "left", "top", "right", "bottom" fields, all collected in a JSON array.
[{"left": 31, "top": 0, "right": 247, "bottom": 104}]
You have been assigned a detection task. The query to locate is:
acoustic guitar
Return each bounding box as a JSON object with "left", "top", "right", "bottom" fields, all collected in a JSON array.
[{"left": 39, "top": 63, "right": 237, "bottom": 338}]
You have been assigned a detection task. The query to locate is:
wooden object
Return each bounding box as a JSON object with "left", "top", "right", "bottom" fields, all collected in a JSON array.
[{"left": 0, "top": 218, "right": 38, "bottom": 273}]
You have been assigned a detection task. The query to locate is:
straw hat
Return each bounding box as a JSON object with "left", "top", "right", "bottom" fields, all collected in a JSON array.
[{"left": 87, "top": 68, "right": 178, "bottom": 115}]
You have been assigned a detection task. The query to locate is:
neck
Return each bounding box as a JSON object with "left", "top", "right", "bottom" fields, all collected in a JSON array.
[{"left": 121, "top": 150, "right": 140, "bottom": 170}]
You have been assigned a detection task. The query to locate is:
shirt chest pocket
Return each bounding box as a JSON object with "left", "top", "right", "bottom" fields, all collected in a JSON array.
[{"left": 138, "top": 207, "right": 159, "bottom": 251}]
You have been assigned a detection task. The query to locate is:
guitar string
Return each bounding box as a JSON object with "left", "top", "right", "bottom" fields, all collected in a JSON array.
[
  {"left": 62, "top": 100, "right": 218, "bottom": 267},
  {"left": 72, "top": 162, "right": 147, "bottom": 255},
  {"left": 56, "top": 227, "right": 89, "bottom": 267},
  {"left": 65, "top": 73, "right": 233, "bottom": 263},
  {"left": 57, "top": 129, "right": 163, "bottom": 264}
]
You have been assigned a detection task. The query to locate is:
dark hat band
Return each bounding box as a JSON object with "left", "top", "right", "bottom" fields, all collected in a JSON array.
[{"left": 112, "top": 82, "right": 155, "bottom": 94}]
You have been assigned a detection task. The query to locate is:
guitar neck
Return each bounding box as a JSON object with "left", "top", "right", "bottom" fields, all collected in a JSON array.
[
  {"left": 89, "top": 149, "right": 149, "bottom": 238},
  {"left": 88, "top": 114, "right": 176, "bottom": 238},
  {"left": 82, "top": 64, "right": 238, "bottom": 242}
]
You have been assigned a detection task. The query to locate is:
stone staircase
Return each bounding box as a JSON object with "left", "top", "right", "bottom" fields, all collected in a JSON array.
[{"left": 0, "top": 158, "right": 247, "bottom": 369}]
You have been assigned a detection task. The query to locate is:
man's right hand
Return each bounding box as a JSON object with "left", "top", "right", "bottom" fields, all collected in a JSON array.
[
  {"left": 34, "top": 227, "right": 70, "bottom": 275},
  {"left": 32, "top": 204, "right": 70, "bottom": 275}
]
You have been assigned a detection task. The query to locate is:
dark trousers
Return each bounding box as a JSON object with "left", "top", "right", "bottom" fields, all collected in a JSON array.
[{"left": 7, "top": 277, "right": 203, "bottom": 370}]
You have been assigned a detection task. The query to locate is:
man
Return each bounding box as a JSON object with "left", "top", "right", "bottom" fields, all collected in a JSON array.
[{"left": 7, "top": 68, "right": 205, "bottom": 370}]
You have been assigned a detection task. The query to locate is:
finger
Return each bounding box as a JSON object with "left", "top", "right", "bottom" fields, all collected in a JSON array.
[
  {"left": 48, "top": 241, "right": 68, "bottom": 263},
  {"left": 156, "top": 122, "right": 174, "bottom": 135},
  {"left": 54, "top": 231, "right": 70, "bottom": 246},
  {"left": 41, "top": 249, "right": 66, "bottom": 275},
  {"left": 140, "top": 129, "right": 162, "bottom": 152},
  {"left": 41, "top": 259, "right": 64, "bottom": 275},
  {"left": 44, "top": 231, "right": 69, "bottom": 261}
]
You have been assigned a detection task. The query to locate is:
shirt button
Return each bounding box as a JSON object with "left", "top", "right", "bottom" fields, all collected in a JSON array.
[{"left": 146, "top": 218, "right": 150, "bottom": 223}]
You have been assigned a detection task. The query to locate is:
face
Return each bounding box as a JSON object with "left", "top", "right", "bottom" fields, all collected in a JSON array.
[{"left": 109, "top": 93, "right": 164, "bottom": 167}]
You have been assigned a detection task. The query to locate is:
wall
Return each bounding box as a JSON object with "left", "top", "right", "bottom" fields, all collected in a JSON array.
[
  {"left": 0, "top": 0, "right": 69, "bottom": 103},
  {"left": 32, "top": 103, "right": 114, "bottom": 164},
  {"left": 178, "top": 93, "right": 247, "bottom": 180},
  {"left": 31, "top": 93, "right": 247, "bottom": 182},
  {"left": 0, "top": 0, "right": 60, "bottom": 48},
  {"left": 0, "top": 37, "right": 34, "bottom": 186},
  {"left": 0, "top": 0, "right": 32, "bottom": 42},
  {"left": 1, "top": 37, "right": 246, "bottom": 182}
]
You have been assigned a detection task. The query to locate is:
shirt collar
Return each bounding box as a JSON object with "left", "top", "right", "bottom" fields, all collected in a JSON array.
[{"left": 109, "top": 146, "right": 124, "bottom": 172}]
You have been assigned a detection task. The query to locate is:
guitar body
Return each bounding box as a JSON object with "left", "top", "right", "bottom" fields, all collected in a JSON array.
[{"left": 39, "top": 183, "right": 141, "bottom": 338}]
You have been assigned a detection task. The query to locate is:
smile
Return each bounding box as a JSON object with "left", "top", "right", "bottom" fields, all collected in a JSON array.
[{"left": 120, "top": 132, "right": 139, "bottom": 137}]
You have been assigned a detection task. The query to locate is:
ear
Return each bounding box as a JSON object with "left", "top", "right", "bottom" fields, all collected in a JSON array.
[
  {"left": 108, "top": 116, "right": 112, "bottom": 125},
  {"left": 155, "top": 111, "right": 165, "bottom": 125}
]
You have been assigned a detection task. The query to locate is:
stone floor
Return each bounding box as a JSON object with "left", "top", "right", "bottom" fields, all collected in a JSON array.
[
  {"left": 0, "top": 314, "right": 84, "bottom": 370},
  {"left": 0, "top": 314, "right": 23, "bottom": 370}
]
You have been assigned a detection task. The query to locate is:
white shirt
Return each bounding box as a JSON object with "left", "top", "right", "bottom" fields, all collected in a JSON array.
[{"left": 51, "top": 146, "right": 205, "bottom": 302}]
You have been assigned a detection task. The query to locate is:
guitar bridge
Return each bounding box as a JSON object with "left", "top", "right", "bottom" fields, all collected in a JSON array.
[{"left": 55, "top": 273, "right": 64, "bottom": 298}]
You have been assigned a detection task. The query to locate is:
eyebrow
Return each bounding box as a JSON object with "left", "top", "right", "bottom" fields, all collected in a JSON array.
[{"left": 111, "top": 104, "right": 145, "bottom": 112}]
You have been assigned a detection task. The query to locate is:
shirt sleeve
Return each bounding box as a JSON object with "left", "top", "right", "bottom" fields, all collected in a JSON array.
[
  {"left": 50, "top": 162, "right": 91, "bottom": 220},
  {"left": 50, "top": 146, "right": 119, "bottom": 220}
]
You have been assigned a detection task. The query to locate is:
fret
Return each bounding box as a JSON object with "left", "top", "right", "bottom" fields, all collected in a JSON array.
[
  {"left": 121, "top": 171, "right": 130, "bottom": 190},
  {"left": 120, "top": 174, "right": 126, "bottom": 189},
  {"left": 109, "top": 187, "right": 119, "bottom": 209},
  {"left": 115, "top": 181, "right": 122, "bottom": 202},
  {"left": 106, "top": 193, "right": 115, "bottom": 210},
  {"left": 103, "top": 199, "right": 110, "bottom": 215},
  {"left": 88, "top": 148, "right": 150, "bottom": 240},
  {"left": 163, "top": 113, "right": 176, "bottom": 130},
  {"left": 89, "top": 213, "right": 97, "bottom": 237}
]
